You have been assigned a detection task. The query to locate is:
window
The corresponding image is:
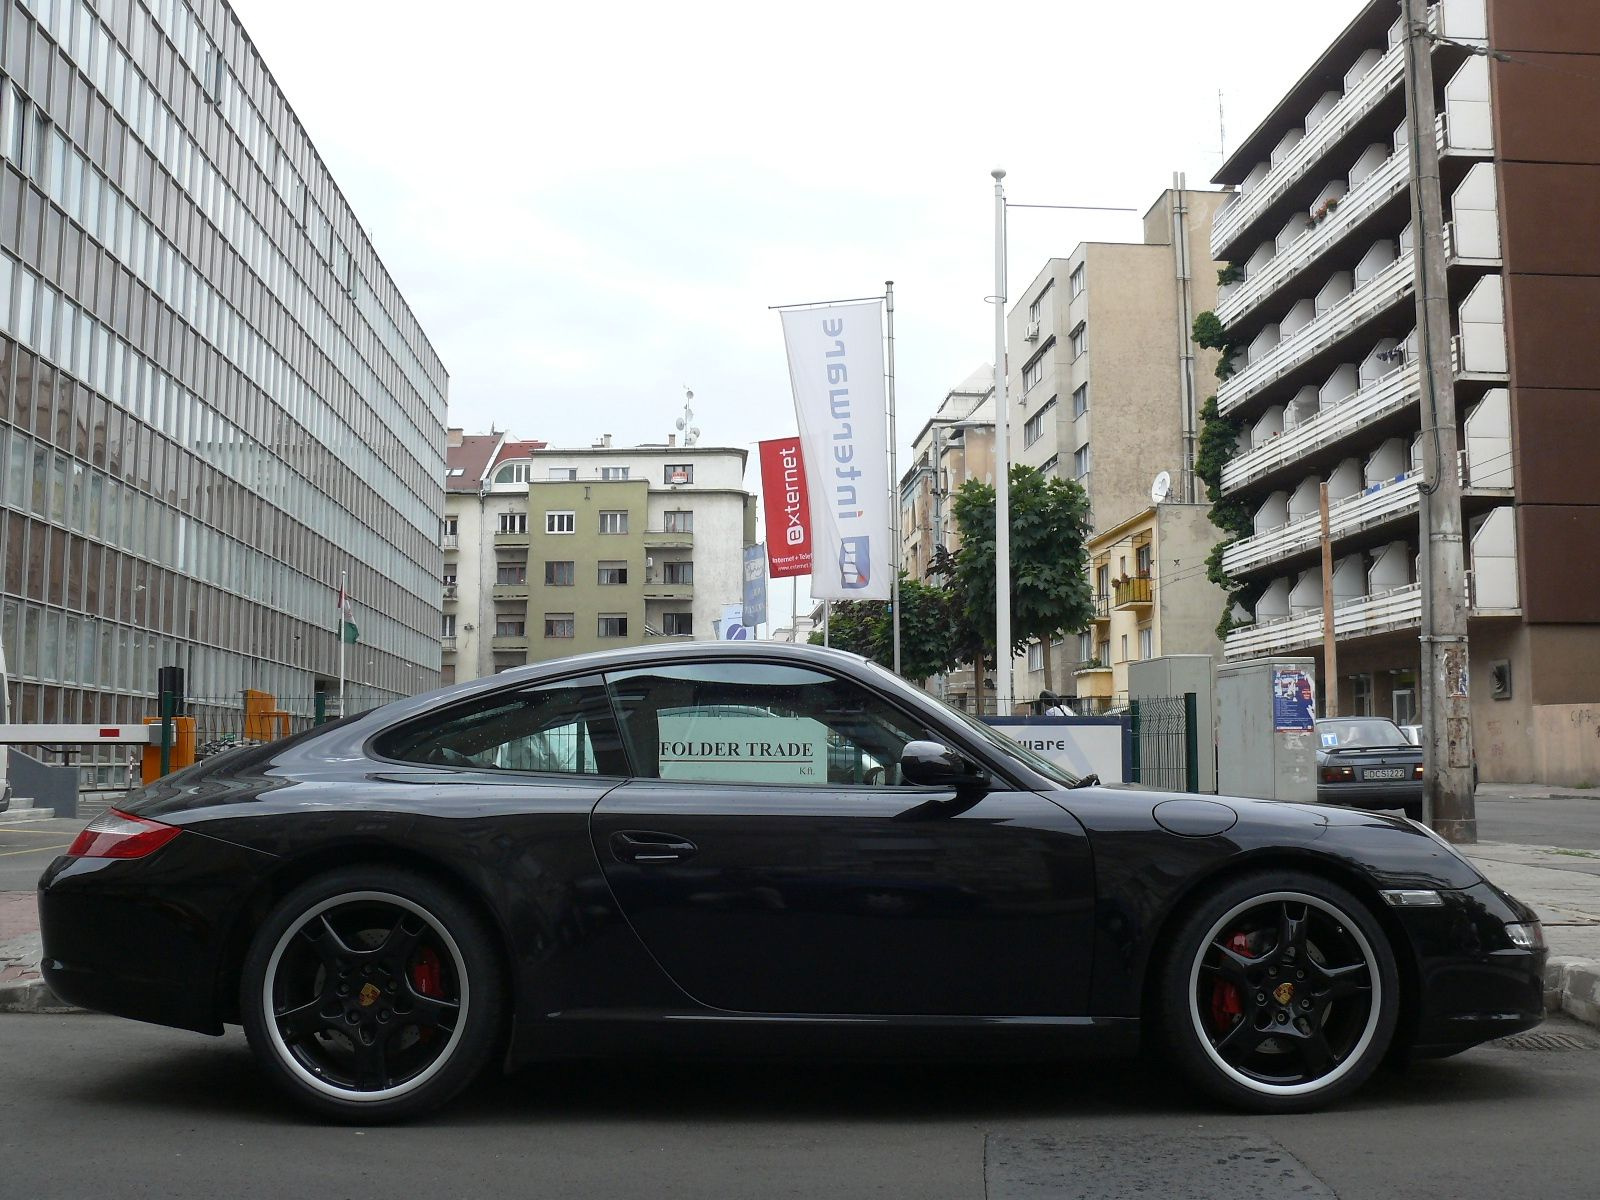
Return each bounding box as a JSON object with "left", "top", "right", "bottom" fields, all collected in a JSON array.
[
  {"left": 1073, "top": 444, "right": 1091, "bottom": 478},
  {"left": 1135, "top": 544, "right": 1152, "bottom": 576},
  {"left": 1027, "top": 641, "right": 1044, "bottom": 671},
  {"left": 663, "top": 560, "right": 694, "bottom": 585},
  {"left": 447, "top": 467, "right": 465, "bottom": 478},
  {"left": 494, "top": 462, "right": 532, "bottom": 484},
  {"left": 443, "top": 569, "right": 458, "bottom": 586},
  {"left": 544, "top": 560, "right": 574, "bottom": 586},
  {"left": 604, "top": 661, "right": 938, "bottom": 787},
  {"left": 1069, "top": 323, "right": 1087, "bottom": 358},
  {"left": 663, "top": 611, "right": 693, "bottom": 635},
  {"left": 1098, "top": 639, "right": 1111, "bottom": 665},
  {"left": 500, "top": 512, "right": 529, "bottom": 534},
  {"left": 544, "top": 614, "right": 575, "bottom": 639},
  {"left": 442, "top": 516, "right": 458, "bottom": 545},
  {"left": 1139, "top": 626, "right": 1153, "bottom": 660},
  {"left": 547, "top": 467, "right": 577, "bottom": 481},
  {"left": 599, "top": 510, "right": 629, "bottom": 535},
  {"left": 1120, "top": 633, "right": 1130, "bottom": 663},
  {"left": 601, "top": 466, "right": 630, "bottom": 480},
  {"left": 1039, "top": 454, "right": 1060, "bottom": 475},
  {"left": 1024, "top": 410, "right": 1046, "bottom": 449},
  {"left": 664, "top": 464, "right": 694, "bottom": 484},
  {"left": 1352, "top": 673, "right": 1374, "bottom": 717},
  {"left": 441, "top": 614, "right": 457, "bottom": 638},
  {"left": 663, "top": 510, "right": 694, "bottom": 533},
  {"left": 1028, "top": 279, "right": 1053, "bottom": 323},
  {"left": 545, "top": 510, "right": 575, "bottom": 534},
  {"left": 1022, "top": 355, "right": 1045, "bottom": 393},
  {"left": 598, "top": 561, "right": 629, "bottom": 585},
  {"left": 496, "top": 618, "right": 526, "bottom": 637},
  {"left": 1078, "top": 632, "right": 1094, "bottom": 662},
  {"left": 496, "top": 563, "right": 527, "bottom": 585},
  {"left": 372, "top": 675, "right": 625, "bottom": 775},
  {"left": 1096, "top": 563, "right": 1110, "bottom": 596},
  {"left": 1070, "top": 264, "right": 1086, "bottom": 297},
  {"left": 1073, "top": 383, "right": 1089, "bottom": 417},
  {"left": 598, "top": 614, "right": 629, "bottom": 638}
]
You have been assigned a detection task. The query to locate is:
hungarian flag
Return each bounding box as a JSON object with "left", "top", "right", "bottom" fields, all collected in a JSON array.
[{"left": 337, "top": 582, "right": 358, "bottom": 645}]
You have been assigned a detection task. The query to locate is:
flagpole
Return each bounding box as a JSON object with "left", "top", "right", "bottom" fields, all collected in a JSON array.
[
  {"left": 338, "top": 568, "right": 347, "bottom": 717},
  {"left": 885, "top": 280, "right": 900, "bottom": 675},
  {"left": 992, "top": 168, "right": 1013, "bottom": 716}
]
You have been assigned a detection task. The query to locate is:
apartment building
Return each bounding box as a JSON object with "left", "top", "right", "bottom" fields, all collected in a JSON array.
[
  {"left": 1208, "top": 0, "right": 1600, "bottom": 782},
  {"left": 0, "top": 0, "right": 448, "bottom": 775},
  {"left": 898, "top": 365, "right": 995, "bottom": 708},
  {"left": 1006, "top": 186, "right": 1230, "bottom": 703},
  {"left": 442, "top": 431, "right": 755, "bottom": 682}
]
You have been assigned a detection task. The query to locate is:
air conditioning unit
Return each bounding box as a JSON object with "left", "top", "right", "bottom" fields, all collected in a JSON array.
[
  {"left": 1024, "top": 320, "right": 1041, "bottom": 343},
  {"left": 646, "top": 557, "right": 654, "bottom": 569},
  {"left": 462, "top": 622, "right": 475, "bottom": 632}
]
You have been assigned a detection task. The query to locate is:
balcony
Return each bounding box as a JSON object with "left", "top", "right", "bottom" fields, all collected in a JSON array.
[
  {"left": 1211, "top": 33, "right": 1412, "bottom": 259},
  {"left": 441, "top": 534, "right": 458, "bottom": 550},
  {"left": 1223, "top": 470, "right": 1421, "bottom": 577},
  {"left": 644, "top": 581, "right": 694, "bottom": 600},
  {"left": 491, "top": 634, "right": 529, "bottom": 651},
  {"left": 644, "top": 528, "right": 694, "bottom": 550},
  {"left": 645, "top": 630, "right": 694, "bottom": 643},
  {"left": 493, "top": 529, "right": 530, "bottom": 547},
  {"left": 440, "top": 635, "right": 457, "bottom": 652},
  {"left": 1218, "top": 251, "right": 1414, "bottom": 416},
  {"left": 443, "top": 584, "right": 459, "bottom": 603},
  {"left": 1073, "top": 662, "right": 1114, "bottom": 701},
  {"left": 491, "top": 583, "right": 530, "bottom": 601},
  {"left": 1112, "top": 576, "right": 1152, "bottom": 610},
  {"left": 1224, "top": 583, "right": 1423, "bottom": 660},
  {"left": 1217, "top": 149, "right": 1410, "bottom": 327},
  {"left": 1220, "top": 362, "right": 1420, "bottom": 494},
  {"left": 1090, "top": 593, "right": 1111, "bottom": 624}
]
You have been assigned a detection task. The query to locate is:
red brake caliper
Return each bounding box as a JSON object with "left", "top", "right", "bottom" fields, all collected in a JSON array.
[
  {"left": 1210, "top": 931, "right": 1254, "bottom": 1030},
  {"left": 410, "top": 946, "right": 444, "bottom": 1042}
]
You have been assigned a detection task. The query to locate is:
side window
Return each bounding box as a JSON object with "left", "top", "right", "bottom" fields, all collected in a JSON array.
[
  {"left": 373, "top": 674, "right": 626, "bottom": 775},
  {"left": 604, "top": 661, "right": 934, "bottom": 788}
]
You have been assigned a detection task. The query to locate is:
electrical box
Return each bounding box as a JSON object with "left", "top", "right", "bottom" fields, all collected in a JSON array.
[{"left": 1217, "top": 657, "right": 1318, "bottom": 803}]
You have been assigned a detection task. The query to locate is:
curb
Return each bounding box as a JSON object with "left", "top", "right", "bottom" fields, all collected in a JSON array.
[{"left": 1545, "top": 956, "right": 1600, "bottom": 1028}]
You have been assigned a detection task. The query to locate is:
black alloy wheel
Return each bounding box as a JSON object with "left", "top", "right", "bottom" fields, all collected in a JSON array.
[
  {"left": 1159, "top": 871, "right": 1399, "bottom": 1112},
  {"left": 241, "top": 867, "right": 504, "bottom": 1122}
]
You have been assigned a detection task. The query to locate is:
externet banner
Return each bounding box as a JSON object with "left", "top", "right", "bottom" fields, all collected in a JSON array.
[
  {"left": 780, "top": 302, "right": 891, "bottom": 600},
  {"left": 757, "top": 438, "right": 813, "bottom": 578}
]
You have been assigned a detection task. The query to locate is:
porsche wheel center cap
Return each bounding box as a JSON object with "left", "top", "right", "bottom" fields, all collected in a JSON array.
[
  {"left": 1273, "top": 982, "right": 1295, "bottom": 1006},
  {"left": 358, "top": 982, "right": 382, "bottom": 1008}
]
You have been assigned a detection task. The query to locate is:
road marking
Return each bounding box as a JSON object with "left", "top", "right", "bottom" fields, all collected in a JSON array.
[
  {"left": 0, "top": 843, "right": 70, "bottom": 857},
  {"left": 0, "top": 827, "right": 77, "bottom": 835}
]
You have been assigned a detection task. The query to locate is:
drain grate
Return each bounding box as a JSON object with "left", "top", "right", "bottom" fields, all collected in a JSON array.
[{"left": 1494, "top": 1031, "right": 1598, "bottom": 1051}]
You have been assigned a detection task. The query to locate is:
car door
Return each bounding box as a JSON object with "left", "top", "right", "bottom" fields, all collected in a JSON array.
[{"left": 589, "top": 659, "right": 1096, "bottom": 1017}]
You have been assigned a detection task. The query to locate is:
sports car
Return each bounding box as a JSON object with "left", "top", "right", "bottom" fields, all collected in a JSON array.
[{"left": 38, "top": 643, "right": 1544, "bottom": 1122}]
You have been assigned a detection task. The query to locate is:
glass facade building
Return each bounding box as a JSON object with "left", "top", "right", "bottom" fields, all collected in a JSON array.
[{"left": 0, "top": 0, "right": 447, "bottom": 764}]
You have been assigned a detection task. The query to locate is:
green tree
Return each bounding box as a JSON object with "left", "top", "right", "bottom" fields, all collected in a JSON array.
[
  {"left": 944, "top": 465, "right": 1094, "bottom": 686},
  {"left": 807, "top": 576, "right": 964, "bottom": 682}
]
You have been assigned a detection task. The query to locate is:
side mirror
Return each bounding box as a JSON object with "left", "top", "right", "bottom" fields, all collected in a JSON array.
[{"left": 900, "top": 740, "right": 989, "bottom": 794}]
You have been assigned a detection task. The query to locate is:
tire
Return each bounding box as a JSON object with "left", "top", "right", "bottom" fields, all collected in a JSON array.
[
  {"left": 1158, "top": 870, "right": 1399, "bottom": 1113},
  {"left": 241, "top": 867, "right": 504, "bottom": 1123}
]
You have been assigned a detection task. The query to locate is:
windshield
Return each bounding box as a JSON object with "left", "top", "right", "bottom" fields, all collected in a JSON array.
[
  {"left": 853, "top": 658, "right": 1084, "bottom": 788},
  {"left": 1317, "top": 718, "right": 1410, "bottom": 748}
]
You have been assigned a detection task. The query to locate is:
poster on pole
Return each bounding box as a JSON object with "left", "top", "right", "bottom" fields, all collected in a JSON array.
[
  {"left": 742, "top": 544, "right": 768, "bottom": 628},
  {"left": 780, "top": 302, "right": 891, "bottom": 599},
  {"left": 1273, "top": 667, "right": 1316, "bottom": 732},
  {"left": 757, "top": 438, "right": 813, "bottom": 578}
]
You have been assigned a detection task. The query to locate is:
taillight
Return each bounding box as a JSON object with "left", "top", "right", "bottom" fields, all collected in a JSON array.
[
  {"left": 66, "top": 810, "right": 182, "bottom": 859},
  {"left": 1413, "top": 764, "right": 1425, "bottom": 779},
  {"left": 1321, "top": 765, "right": 1355, "bottom": 783}
]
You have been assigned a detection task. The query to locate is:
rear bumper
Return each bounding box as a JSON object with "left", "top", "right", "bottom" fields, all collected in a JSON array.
[
  {"left": 1394, "top": 880, "right": 1546, "bottom": 1053},
  {"left": 37, "top": 831, "right": 274, "bottom": 1035},
  {"left": 1317, "top": 781, "right": 1424, "bottom": 810}
]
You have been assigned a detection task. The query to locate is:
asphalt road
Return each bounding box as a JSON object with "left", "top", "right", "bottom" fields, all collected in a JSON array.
[
  {"left": 0, "top": 817, "right": 77, "bottom": 891},
  {"left": 0, "top": 1012, "right": 1596, "bottom": 1199}
]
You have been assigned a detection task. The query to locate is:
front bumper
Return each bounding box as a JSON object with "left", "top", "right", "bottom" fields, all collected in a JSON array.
[
  {"left": 37, "top": 830, "right": 275, "bottom": 1035},
  {"left": 1393, "top": 880, "right": 1546, "bottom": 1054}
]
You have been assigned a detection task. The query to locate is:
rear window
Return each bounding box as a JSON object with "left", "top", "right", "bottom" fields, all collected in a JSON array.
[{"left": 1317, "top": 719, "right": 1409, "bottom": 748}]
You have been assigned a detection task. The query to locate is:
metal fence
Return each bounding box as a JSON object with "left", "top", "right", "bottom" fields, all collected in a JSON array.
[{"left": 1129, "top": 694, "right": 1200, "bottom": 792}]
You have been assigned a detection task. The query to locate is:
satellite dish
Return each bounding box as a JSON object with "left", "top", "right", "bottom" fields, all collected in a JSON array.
[
  {"left": 1150, "top": 471, "right": 1173, "bottom": 504},
  {"left": 675, "top": 417, "right": 686, "bottom": 431}
]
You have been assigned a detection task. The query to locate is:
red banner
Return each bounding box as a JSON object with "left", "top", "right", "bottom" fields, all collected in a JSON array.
[{"left": 758, "top": 437, "right": 813, "bottom": 579}]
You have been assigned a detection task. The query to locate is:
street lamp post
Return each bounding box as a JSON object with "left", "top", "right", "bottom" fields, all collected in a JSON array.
[{"left": 991, "top": 168, "right": 1012, "bottom": 716}]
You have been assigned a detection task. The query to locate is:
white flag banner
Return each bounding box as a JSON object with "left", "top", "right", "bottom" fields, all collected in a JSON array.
[{"left": 780, "top": 302, "right": 891, "bottom": 600}]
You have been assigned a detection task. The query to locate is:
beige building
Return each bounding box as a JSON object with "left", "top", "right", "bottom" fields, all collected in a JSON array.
[
  {"left": 1005, "top": 186, "right": 1231, "bottom": 705},
  {"left": 442, "top": 431, "right": 755, "bottom": 682},
  {"left": 1074, "top": 505, "right": 1229, "bottom": 710}
]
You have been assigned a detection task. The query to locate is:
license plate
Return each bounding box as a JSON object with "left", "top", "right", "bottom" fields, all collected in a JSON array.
[{"left": 1364, "top": 767, "right": 1406, "bottom": 781}]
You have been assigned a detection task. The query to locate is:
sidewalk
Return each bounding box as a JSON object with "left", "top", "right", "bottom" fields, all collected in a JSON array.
[{"left": 4, "top": 832, "right": 1600, "bottom": 1024}]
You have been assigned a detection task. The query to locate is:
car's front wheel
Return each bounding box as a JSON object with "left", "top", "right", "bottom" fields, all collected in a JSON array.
[
  {"left": 241, "top": 867, "right": 504, "bottom": 1123},
  {"left": 1159, "top": 870, "right": 1399, "bottom": 1112}
]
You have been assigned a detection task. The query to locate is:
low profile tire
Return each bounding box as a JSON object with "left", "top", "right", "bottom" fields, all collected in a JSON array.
[
  {"left": 1159, "top": 870, "right": 1399, "bottom": 1113},
  {"left": 241, "top": 867, "right": 504, "bottom": 1123}
]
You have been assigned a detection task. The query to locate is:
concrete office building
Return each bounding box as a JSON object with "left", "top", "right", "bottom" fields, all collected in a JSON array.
[
  {"left": 1005, "top": 186, "right": 1231, "bottom": 703},
  {"left": 1208, "top": 0, "right": 1600, "bottom": 782},
  {"left": 0, "top": 0, "right": 448, "bottom": 775},
  {"left": 442, "top": 430, "right": 755, "bottom": 682}
]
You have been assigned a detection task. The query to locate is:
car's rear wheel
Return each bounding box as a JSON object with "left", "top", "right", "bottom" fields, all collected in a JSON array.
[
  {"left": 1159, "top": 871, "right": 1399, "bottom": 1112},
  {"left": 241, "top": 867, "right": 503, "bottom": 1123}
]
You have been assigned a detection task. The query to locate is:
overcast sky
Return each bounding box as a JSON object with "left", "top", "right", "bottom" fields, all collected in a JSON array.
[{"left": 229, "top": 0, "right": 1360, "bottom": 620}]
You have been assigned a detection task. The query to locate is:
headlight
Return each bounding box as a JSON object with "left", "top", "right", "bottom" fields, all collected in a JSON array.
[{"left": 1504, "top": 922, "right": 1545, "bottom": 950}]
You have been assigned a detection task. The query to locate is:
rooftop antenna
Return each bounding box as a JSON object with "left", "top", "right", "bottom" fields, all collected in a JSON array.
[
  {"left": 674, "top": 386, "right": 701, "bottom": 446},
  {"left": 1218, "top": 89, "right": 1227, "bottom": 162}
]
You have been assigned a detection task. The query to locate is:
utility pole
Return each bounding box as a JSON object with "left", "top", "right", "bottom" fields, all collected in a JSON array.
[
  {"left": 1403, "top": 0, "right": 1475, "bottom": 842},
  {"left": 991, "top": 168, "right": 1013, "bottom": 716},
  {"left": 1319, "top": 482, "right": 1339, "bottom": 718}
]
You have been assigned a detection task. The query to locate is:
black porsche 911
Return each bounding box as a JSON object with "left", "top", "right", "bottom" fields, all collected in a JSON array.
[{"left": 38, "top": 643, "right": 1544, "bottom": 1122}]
